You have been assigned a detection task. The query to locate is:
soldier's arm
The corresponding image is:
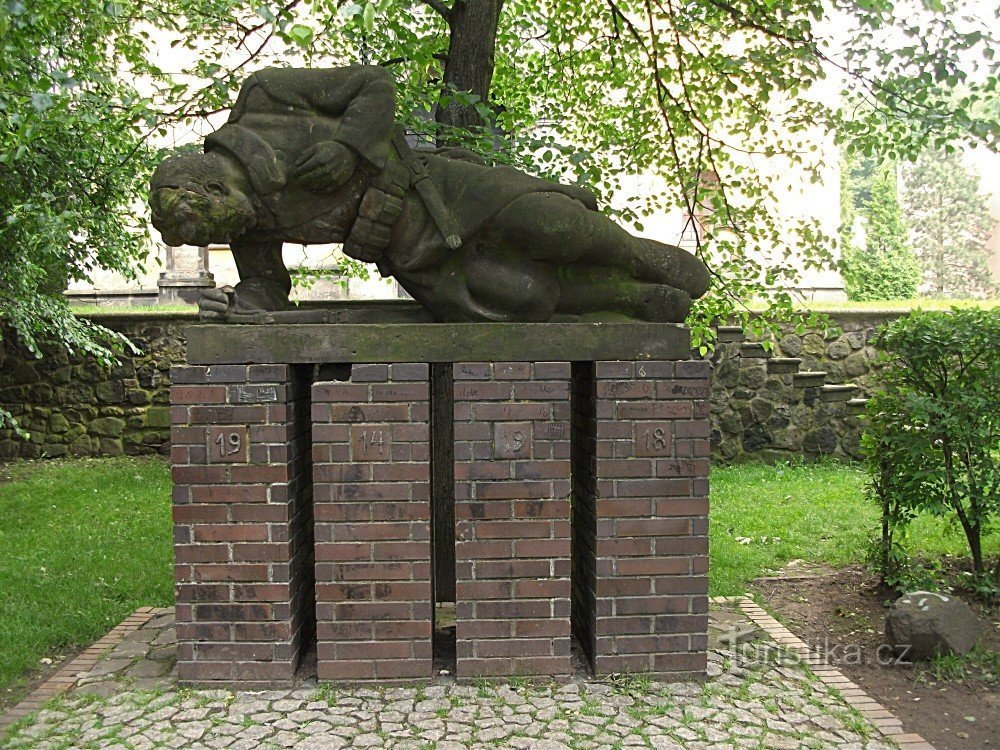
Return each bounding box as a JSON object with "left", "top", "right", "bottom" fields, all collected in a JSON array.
[{"left": 251, "top": 66, "right": 396, "bottom": 169}]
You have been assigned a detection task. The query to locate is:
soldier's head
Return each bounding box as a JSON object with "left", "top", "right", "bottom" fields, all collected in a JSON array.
[{"left": 150, "top": 152, "right": 257, "bottom": 247}]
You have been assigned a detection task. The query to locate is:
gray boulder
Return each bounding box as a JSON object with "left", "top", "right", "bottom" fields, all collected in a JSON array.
[{"left": 885, "top": 591, "right": 981, "bottom": 661}]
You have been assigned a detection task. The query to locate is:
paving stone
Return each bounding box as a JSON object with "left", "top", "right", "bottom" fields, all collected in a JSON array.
[
  {"left": 2, "top": 603, "right": 908, "bottom": 750},
  {"left": 148, "top": 614, "right": 176, "bottom": 629},
  {"left": 111, "top": 641, "right": 153, "bottom": 659},
  {"left": 121, "top": 629, "right": 156, "bottom": 644},
  {"left": 126, "top": 659, "right": 171, "bottom": 678},
  {"left": 84, "top": 658, "right": 133, "bottom": 678}
]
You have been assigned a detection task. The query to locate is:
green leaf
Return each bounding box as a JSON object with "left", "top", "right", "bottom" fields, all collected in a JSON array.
[
  {"left": 30, "top": 93, "right": 53, "bottom": 112},
  {"left": 362, "top": 2, "right": 376, "bottom": 32},
  {"left": 288, "top": 24, "right": 314, "bottom": 47}
]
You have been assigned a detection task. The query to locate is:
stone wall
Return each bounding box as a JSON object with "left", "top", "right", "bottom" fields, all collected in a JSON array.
[
  {"left": 0, "top": 310, "right": 904, "bottom": 463},
  {"left": 708, "top": 312, "right": 902, "bottom": 462},
  {"left": 0, "top": 314, "right": 191, "bottom": 460}
]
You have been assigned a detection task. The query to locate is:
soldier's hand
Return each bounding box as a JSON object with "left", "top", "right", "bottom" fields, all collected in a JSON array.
[
  {"left": 294, "top": 141, "right": 360, "bottom": 193},
  {"left": 198, "top": 286, "right": 234, "bottom": 320}
]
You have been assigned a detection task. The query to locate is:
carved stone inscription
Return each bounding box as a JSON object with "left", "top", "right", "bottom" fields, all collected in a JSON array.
[
  {"left": 207, "top": 424, "right": 249, "bottom": 463},
  {"left": 635, "top": 422, "right": 672, "bottom": 457},
  {"left": 235, "top": 384, "right": 278, "bottom": 403},
  {"left": 351, "top": 423, "right": 392, "bottom": 462},
  {"left": 493, "top": 422, "right": 531, "bottom": 459}
]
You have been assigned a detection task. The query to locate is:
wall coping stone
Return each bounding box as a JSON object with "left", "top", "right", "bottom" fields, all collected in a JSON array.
[
  {"left": 74, "top": 299, "right": 430, "bottom": 325},
  {"left": 185, "top": 322, "right": 693, "bottom": 364},
  {"left": 72, "top": 304, "right": 926, "bottom": 330}
]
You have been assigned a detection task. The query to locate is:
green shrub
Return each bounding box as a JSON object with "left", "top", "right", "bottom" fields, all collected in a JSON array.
[{"left": 862, "top": 307, "right": 999, "bottom": 588}]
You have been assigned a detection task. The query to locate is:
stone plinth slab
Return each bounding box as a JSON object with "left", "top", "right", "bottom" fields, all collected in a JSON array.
[{"left": 185, "top": 322, "right": 690, "bottom": 364}]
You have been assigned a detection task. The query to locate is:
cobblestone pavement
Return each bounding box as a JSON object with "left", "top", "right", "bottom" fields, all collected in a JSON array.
[{"left": 2, "top": 603, "right": 899, "bottom": 750}]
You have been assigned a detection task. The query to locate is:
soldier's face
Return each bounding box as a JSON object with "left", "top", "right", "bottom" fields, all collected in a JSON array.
[{"left": 150, "top": 157, "right": 257, "bottom": 247}]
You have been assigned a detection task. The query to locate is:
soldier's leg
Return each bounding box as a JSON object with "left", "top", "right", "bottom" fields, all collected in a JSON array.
[
  {"left": 460, "top": 243, "right": 560, "bottom": 321},
  {"left": 199, "top": 238, "right": 291, "bottom": 318},
  {"left": 551, "top": 266, "right": 694, "bottom": 322},
  {"left": 489, "top": 192, "right": 709, "bottom": 298},
  {"left": 230, "top": 238, "right": 292, "bottom": 312}
]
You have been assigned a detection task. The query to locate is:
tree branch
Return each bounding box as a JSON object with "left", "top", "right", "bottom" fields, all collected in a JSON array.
[{"left": 420, "top": 0, "right": 453, "bottom": 19}]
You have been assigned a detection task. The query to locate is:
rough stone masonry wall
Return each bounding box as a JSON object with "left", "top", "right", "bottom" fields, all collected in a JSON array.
[
  {"left": 0, "top": 311, "right": 903, "bottom": 463},
  {"left": 0, "top": 316, "right": 188, "bottom": 459},
  {"left": 708, "top": 313, "right": 899, "bottom": 462}
]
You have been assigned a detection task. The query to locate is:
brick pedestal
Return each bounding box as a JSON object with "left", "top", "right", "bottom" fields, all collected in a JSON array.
[
  {"left": 170, "top": 364, "right": 313, "bottom": 688},
  {"left": 453, "top": 362, "right": 572, "bottom": 679},
  {"left": 312, "top": 364, "right": 433, "bottom": 681},
  {"left": 174, "top": 319, "right": 710, "bottom": 687},
  {"left": 575, "top": 360, "right": 710, "bottom": 679}
]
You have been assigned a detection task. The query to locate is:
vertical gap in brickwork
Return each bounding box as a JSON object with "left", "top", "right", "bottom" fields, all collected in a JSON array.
[
  {"left": 290, "top": 364, "right": 317, "bottom": 673},
  {"left": 570, "top": 361, "right": 597, "bottom": 674},
  {"left": 430, "top": 362, "right": 456, "bottom": 674}
]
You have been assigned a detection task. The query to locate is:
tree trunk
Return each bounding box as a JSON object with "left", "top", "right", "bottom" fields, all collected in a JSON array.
[
  {"left": 880, "top": 489, "right": 892, "bottom": 584},
  {"left": 966, "top": 522, "right": 984, "bottom": 576},
  {"left": 956, "top": 511, "right": 984, "bottom": 576},
  {"left": 436, "top": 0, "right": 504, "bottom": 144}
]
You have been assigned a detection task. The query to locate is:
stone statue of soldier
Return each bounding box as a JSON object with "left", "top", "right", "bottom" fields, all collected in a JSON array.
[{"left": 150, "top": 65, "right": 710, "bottom": 322}]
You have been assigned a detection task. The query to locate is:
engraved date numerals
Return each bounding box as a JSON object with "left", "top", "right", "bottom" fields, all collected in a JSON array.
[
  {"left": 635, "top": 422, "right": 672, "bottom": 457},
  {"left": 207, "top": 425, "right": 249, "bottom": 463},
  {"left": 351, "top": 424, "right": 393, "bottom": 461},
  {"left": 494, "top": 422, "right": 531, "bottom": 459}
]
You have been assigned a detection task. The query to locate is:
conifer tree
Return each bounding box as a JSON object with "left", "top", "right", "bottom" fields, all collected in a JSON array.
[
  {"left": 842, "top": 162, "right": 922, "bottom": 301},
  {"left": 903, "top": 149, "right": 996, "bottom": 298}
]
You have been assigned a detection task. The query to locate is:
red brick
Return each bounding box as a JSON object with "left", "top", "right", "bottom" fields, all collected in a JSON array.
[
  {"left": 175, "top": 544, "right": 229, "bottom": 563},
  {"left": 512, "top": 539, "right": 569, "bottom": 558},
  {"left": 172, "top": 465, "right": 228, "bottom": 485},
  {"left": 473, "top": 520, "right": 556, "bottom": 539},
  {"left": 472, "top": 402, "right": 551, "bottom": 421},
  {"left": 615, "top": 557, "right": 691, "bottom": 576},
  {"left": 193, "top": 525, "right": 268, "bottom": 542},
  {"left": 173, "top": 505, "right": 228, "bottom": 523},
  {"left": 171, "top": 385, "right": 227, "bottom": 405},
  {"left": 192, "top": 564, "right": 269, "bottom": 582}
]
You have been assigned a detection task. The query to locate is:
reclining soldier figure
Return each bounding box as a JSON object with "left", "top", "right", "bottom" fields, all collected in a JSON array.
[{"left": 149, "top": 65, "right": 710, "bottom": 322}]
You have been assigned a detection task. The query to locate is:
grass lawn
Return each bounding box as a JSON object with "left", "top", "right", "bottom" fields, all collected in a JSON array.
[
  {"left": 710, "top": 460, "right": 999, "bottom": 596},
  {"left": 0, "top": 457, "right": 173, "bottom": 703},
  {"left": 0, "top": 456, "right": 993, "bottom": 700},
  {"left": 800, "top": 297, "right": 998, "bottom": 312}
]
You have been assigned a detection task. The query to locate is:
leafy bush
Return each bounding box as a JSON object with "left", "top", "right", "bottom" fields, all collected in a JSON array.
[{"left": 863, "top": 307, "right": 999, "bottom": 589}]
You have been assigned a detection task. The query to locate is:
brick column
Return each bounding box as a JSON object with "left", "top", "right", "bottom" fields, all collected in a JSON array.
[
  {"left": 588, "top": 359, "right": 711, "bottom": 679},
  {"left": 453, "top": 362, "right": 572, "bottom": 679},
  {"left": 312, "top": 363, "right": 432, "bottom": 682},
  {"left": 170, "top": 364, "right": 313, "bottom": 688}
]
